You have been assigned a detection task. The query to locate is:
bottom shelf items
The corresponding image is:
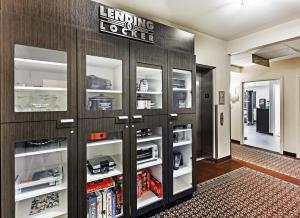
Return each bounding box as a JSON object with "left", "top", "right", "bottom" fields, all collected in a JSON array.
[{"left": 87, "top": 176, "right": 123, "bottom": 218}]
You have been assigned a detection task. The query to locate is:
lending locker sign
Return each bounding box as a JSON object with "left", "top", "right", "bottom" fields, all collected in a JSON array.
[{"left": 99, "top": 5, "right": 154, "bottom": 43}]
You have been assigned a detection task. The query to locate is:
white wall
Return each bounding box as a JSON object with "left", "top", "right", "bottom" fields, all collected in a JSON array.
[{"left": 230, "top": 57, "right": 300, "bottom": 156}]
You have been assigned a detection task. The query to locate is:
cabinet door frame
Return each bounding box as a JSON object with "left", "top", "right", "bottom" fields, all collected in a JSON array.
[
  {"left": 130, "top": 115, "right": 168, "bottom": 217},
  {"left": 0, "top": 121, "right": 77, "bottom": 218},
  {"left": 0, "top": 13, "right": 77, "bottom": 124},
  {"left": 77, "top": 118, "right": 131, "bottom": 218},
  {"left": 168, "top": 51, "right": 196, "bottom": 115},
  {"left": 130, "top": 41, "right": 168, "bottom": 119},
  {"left": 168, "top": 114, "right": 196, "bottom": 203},
  {"left": 77, "top": 30, "right": 130, "bottom": 120}
]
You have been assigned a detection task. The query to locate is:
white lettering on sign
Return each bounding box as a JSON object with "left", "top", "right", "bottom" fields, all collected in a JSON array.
[{"left": 99, "top": 5, "right": 154, "bottom": 43}]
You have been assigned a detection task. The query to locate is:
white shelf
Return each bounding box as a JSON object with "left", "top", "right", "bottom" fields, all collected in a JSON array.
[
  {"left": 87, "top": 169, "right": 122, "bottom": 183},
  {"left": 173, "top": 69, "right": 191, "bottom": 75},
  {"left": 15, "top": 185, "right": 67, "bottom": 202},
  {"left": 137, "top": 191, "right": 162, "bottom": 209},
  {"left": 14, "top": 58, "right": 67, "bottom": 66},
  {"left": 173, "top": 88, "right": 191, "bottom": 92},
  {"left": 137, "top": 66, "right": 162, "bottom": 73},
  {"left": 173, "top": 166, "right": 192, "bottom": 178},
  {"left": 173, "top": 140, "right": 192, "bottom": 148},
  {"left": 137, "top": 158, "right": 162, "bottom": 170},
  {"left": 30, "top": 211, "right": 67, "bottom": 218},
  {"left": 173, "top": 128, "right": 192, "bottom": 133},
  {"left": 15, "top": 86, "right": 67, "bottom": 91},
  {"left": 136, "top": 91, "right": 162, "bottom": 94},
  {"left": 15, "top": 147, "right": 67, "bottom": 158},
  {"left": 173, "top": 180, "right": 192, "bottom": 195},
  {"left": 86, "top": 89, "right": 122, "bottom": 94},
  {"left": 87, "top": 139, "right": 122, "bottom": 147},
  {"left": 137, "top": 135, "right": 162, "bottom": 143}
]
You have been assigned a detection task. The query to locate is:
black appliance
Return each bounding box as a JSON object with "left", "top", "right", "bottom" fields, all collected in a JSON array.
[
  {"left": 88, "top": 95, "right": 113, "bottom": 111},
  {"left": 173, "top": 131, "right": 185, "bottom": 143},
  {"left": 136, "top": 128, "right": 153, "bottom": 138},
  {"left": 137, "top": 79, "right": 149, "bottom": 92},
  {"left": 173, "top": 91, "right": 187, "bottom": 109},
  {"left": 86, "top": 75, "right": 112, "bottom": 90},
  {"left": 87, "top": 156, "right": 116, "bottom": 174},
  {"left": 173, "top": 151, "right": 183, "bottom": 170},
  {"left": 137, "top": 142, "right": 158, "bottom": 164}
]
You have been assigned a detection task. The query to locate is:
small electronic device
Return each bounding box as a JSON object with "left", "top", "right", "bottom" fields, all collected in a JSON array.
[
  {"left": 88, "top": 132, "right": 109, "bottom": 141},
  {"left": 136, "top": 128, "right": 153, "bottom": 138},
  {"left": 136, "top": 94, "right": 154, "bottom": 109},
  {"left": 173, "top": 92, "right": 187, "bottom": 109},
  {"left": 173, "top": 151, "right": 183, "bottom": 170},
  {"left": 137, "top": 79, "right": 149, "bottom": 92},
  {"left": 87, "top": 156, "right": 116, "bottom": 174},
  {"left": 137, "top": 142, "right": 158, "bottom": 164}
]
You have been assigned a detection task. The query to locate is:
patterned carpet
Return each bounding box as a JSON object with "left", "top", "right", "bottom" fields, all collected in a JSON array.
[
  {"left": 153, "top": 167, "right": 300, "bottom": 217},
  {"left": 232, "top": 144, "right": 300, "bottom": 179}
]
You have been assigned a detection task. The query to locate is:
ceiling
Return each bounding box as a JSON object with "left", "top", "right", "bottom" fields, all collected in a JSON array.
[
  {"left": 230, "top": 38, "right": 300, "bottom": 67},
  {"left": 97, "top": 0, "right": 300, "bottom": 40}
]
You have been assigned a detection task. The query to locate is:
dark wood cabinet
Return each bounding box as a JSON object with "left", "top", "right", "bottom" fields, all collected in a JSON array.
[
  {"left": 129, "top": 115, "right": 168, "bottom": 217},
  {"left": 256, "top": 108, "right": 270, "bottom": 134},
  {"left": 78, "top": 118, "right": 131, "bottom": 218},
  {"left": 77, "top": 30, "right": 130, "bottom": 120},
  {"left": 130, "top": 41, "right": 168, "bottom": 118},
  {"left": 0, "top": 121, "right": 77, "bottom": 218},
  {"left": 168, "top": 51, "right": 196, "bottom": 115},
  {"left": 0, "top": 13, "right": 77, "bottom": 124},
  {"left": 168, "top": 114, "right": 196, "bottom": 203}
]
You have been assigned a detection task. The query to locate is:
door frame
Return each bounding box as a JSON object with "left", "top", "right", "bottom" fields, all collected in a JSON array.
[
  {"left": 195, "top": 64, "right": 215, "bottom": 161},
  {"left": 240, "top": 77, "right": 284, "bottom": 154}
]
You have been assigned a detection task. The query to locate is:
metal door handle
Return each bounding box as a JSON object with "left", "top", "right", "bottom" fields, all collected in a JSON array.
[
  {"left": 118, "top": 116, "right": 128, "bottom": 120},
  {"left": 133, "top": 115, "right": 143, "bottom": 119},
  {"left": 170, "top": 114, "right": 178, "bottom": 117},
  {"left": 60, "top": 119, "right": 74, "bottom": 124}
]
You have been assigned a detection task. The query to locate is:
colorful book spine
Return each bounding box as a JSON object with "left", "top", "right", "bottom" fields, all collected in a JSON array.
[
  {"left": 87, "top": 193, "right": 97, "bottom": 218},
  {"left": 96, "top": 191, "right": 103, "bottom": 218}
]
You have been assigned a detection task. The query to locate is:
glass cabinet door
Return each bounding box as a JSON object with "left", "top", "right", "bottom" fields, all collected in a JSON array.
[
  {"left": 85, "top": 129, "right": 124, "bottom": 218},
  {"left": 172, "top": 69, "right": 192, "bottom": 110},
  {"left": 1, "top": 16, "right": 77, "bottom": 123},
  {"left": 168, "top": 51, "right": 196, "bottom": 114},
  {"left": 14, "top": 45, "right": 68, "bottom": 112},
  {"left": 130, "top": 42, "right": 168, "bottom": 116},
  {"left": 136, "top": 64, "right": 163, "bottom": 110},
  {"left": 78, "top": 31, "right": 129, "bottom": 119},
  {"left": 86, "top": 56, "right": 123, "bottom": 112},
  {"left": 15, "top": 137, "right": 69, "bottom": 218},
  {"left": 172, "top": 124, "right": 193, "bottom": 196}
]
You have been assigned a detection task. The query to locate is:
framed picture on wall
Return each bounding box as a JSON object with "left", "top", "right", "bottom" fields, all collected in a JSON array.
[{"left": 219, "top": 91, "right": 225, "bottom": 105}]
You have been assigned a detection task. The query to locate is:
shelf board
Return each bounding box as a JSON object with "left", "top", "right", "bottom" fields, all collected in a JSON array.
[
  {"left": 137, "top": 158, "right": 162, "bottom": 171},
  {"left": 15, "top": 147, "right": 67, "bottom": 158},
  {"left": 86, "top": 89, "right": 122, "bottom": 94},
  {"left": 173, "top": 129, "right": 192, "bottom": 133},
  {"left": 137, "top": 66, "right": 162, "bottom": 73},
  {"left": 173, "top": 140, "right": 192, "bottom": 148},
  {"left": 136, "top": 91, "right": 162, "bottom": 95},
  {"left": 87, "top": 169, "right": 122, "bottom": 183},
  {"left": 173, "top": 166, "right": 192, "bottom": 178},
  {"left": 29, "top": 211, "right": 67, "bottom": 218},
  {"left": 137, "top": 135, "right": 162, "bottom": 143},
  {"left": 137, "top": 191, "right": 162, "bottom": 209},
  {"left": 87, "top": 139, "right": 122, "bottom": 147},
  {"left": 15, "top": 86, "right": 67, "bottom": 91},
  {"left": 14, "top": 58, "right": 67, "bottom": 66},
  {"left": 173, "top": 180, "right": 192, "bottom": 195},
  {"left": 15, "top": 184, "right": 67, "bottom": 202},
  {"left": 173, "top": 88, "right": 191, "bottom": 92}
]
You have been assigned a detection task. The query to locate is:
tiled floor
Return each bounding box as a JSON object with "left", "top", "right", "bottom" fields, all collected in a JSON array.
[{"left": 244, "top": 124, "right": 280, "bottom": 152}]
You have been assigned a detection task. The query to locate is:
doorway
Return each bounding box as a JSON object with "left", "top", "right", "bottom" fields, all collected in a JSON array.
[
  {"left": 242, "top": 80, "right": 281, "bottom": 152},
  {"left": 195, "top": 64, "right": 215, "bottom": 160}
]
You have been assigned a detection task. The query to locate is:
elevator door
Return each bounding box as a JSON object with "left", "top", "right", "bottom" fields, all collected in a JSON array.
[{"left": 196, "top": 66, "right": 214, "bottom": 158}]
